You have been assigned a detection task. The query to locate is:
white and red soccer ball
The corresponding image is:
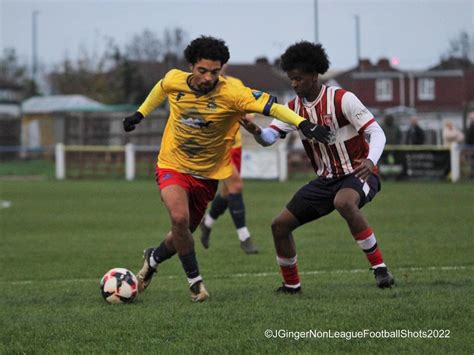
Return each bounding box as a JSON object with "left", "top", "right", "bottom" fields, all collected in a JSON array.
[{"left": 100, "top": 268, "right": 138, "bottom": 304}]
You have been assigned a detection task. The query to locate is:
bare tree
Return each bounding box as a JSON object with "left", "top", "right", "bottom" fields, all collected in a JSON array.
[
  {"left": 443, "top": 30, "right": 474, "bottom": 62},
  {"left": 125, "top": 29, "right": 163, "bottom": 62}
]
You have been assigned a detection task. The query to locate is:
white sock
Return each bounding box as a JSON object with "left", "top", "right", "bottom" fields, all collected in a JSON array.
[
  {"left": 187, "top": 275, "right": 203, "bottom": 287},
  {"left": 372, "top": 263, "right": 386, "bottom": 269},
  {"left": 148, "top": 250, "right": 158, "bottom": 269},
  {"left": 276, "top": 255, "right": 297, "bottom": 266},
  {"left": 237, "top": 227, "right": 250, "bottom": 242},
  {"left": 204, "top": 214, "right": 216, "bottom": 228}
]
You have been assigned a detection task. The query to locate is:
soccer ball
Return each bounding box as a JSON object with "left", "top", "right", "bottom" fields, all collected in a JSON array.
[{"left": 100, "top": 268, "right": 138, "bottom": 304}]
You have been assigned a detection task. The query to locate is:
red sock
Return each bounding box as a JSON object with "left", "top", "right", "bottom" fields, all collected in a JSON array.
[
  {"left": 353, "top": 227, "right": 385, "bottom": 268},
  {"left": 277, "top": 256, "right": 300, "bottom": 287}
]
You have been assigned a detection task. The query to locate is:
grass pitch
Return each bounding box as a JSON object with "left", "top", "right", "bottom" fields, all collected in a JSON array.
[{"left": 0, "top": 179, "right": 473, "bottom": 353}]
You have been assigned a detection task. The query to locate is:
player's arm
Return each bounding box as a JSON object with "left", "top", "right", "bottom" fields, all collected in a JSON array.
[
  {"left": 123, "top": 80, "right": 167, "bottom": 132},
  {"left": 341, "top": 92, "right": 386, "bottom": 180},
  {"left": 269, "top": 104, "right": 333, "bottom": 144},
  {"left": 240, "top": 116, "right": 280, "bottom": 146},
  {"left": 236, "top": 87, "right": 332, "bottom": 144},
  {"left": 353, "top": 122, "right": 386, "bottom": 180}
]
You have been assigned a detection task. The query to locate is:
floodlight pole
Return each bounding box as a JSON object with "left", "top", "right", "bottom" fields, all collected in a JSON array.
[
  {"left": 314, "top": 0, "right": 319, "bottom": 43},
  {"left": 355, "top": 14, "right": 361, "bottom": 64},
  {"left": 32, "top": 10, "right": 39, "bottom": 82}
]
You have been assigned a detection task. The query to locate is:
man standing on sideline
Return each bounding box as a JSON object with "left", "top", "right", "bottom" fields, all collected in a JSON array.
[
  {"left": 123, "top": 36, "right": 332, "bottom": 302},
  {"left": 241, "top": 41, "right": 394, "bottom": 293},
  {"left": 406, "top": 116, "right": 425, "bottom": 145}
]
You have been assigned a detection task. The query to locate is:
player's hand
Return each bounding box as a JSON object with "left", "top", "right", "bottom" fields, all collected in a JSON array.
[
  {"left": 239, "top": 115, "right": 262, "bottom": 135},
  {"left": 123, "top": 112, "right": 144, "bottom": 132},
  {"left": 354, "top": 159, "right": 375, "bottom": 181},
  {"left": 298, "top": 120, "right": 333, "bottom": 144}
]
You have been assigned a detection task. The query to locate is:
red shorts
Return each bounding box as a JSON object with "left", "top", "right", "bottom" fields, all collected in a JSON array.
[
  {"left": 155, "top": 167, "right": 218, "bottom": 231},
  {"left": 230, "top": 147, "right": 242, "bottom": 173}
]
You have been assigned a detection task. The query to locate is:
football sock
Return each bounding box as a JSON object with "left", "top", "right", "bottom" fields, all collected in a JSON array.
[
  {"left": 208, "top": 193, "right": 228, "bottom": 224},
  {"left": 228, "top": 193, "right": 246, "bottom": 229},
  {"left": 237, "top": 227, "right": 251, "bottom": 242},
  {"left": 150, "top": 241, "right": 176, "bottom": 268},
  {"left": 178, "top": 251, "right": 202, "bottom": 286},
  {"left": 277, "top": 255, "right": 301, "bottom": 288},
  {"left": 203, "top": 214, "right": 216, "bottom": 229},
  {"left": 352, "top": 227, "right": 386, "bottom": 268}
]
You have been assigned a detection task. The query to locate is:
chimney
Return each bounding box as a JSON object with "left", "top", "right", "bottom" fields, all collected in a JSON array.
[
  {"left": 377, "top": 58, "right": 391, "bottom": 70},
  {"left": 358, "top": 58, "right": 372, "bottom": 71},
  {"left": 255, "top": 57, "right": 269, "bottom": 65}
]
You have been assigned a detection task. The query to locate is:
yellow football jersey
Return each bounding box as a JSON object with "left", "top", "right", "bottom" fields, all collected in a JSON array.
[
  {"left": 138, "top": 69, "right": 275, "bottom": 180},
  {"left": 232, "top": 130, "right": 242, "bottom": 149},
  {"left": 225, "top": 76, "right": 244, "bottom": 149}
]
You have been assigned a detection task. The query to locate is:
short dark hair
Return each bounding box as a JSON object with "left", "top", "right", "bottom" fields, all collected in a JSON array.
[
  {"left": 280, "top": 41, "right": 330, "bottom": 74},
  {"left": 184, "top": 36, "right": 230, "bottom": 65}
]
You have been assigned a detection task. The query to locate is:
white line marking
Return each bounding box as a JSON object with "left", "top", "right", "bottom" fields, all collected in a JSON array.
[{"left": 4, "top": 265, "right": 471, "bottom": 286}]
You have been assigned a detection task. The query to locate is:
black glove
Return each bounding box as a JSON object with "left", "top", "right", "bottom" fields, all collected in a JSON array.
[
  {"left": 123, "top": 112, "right": 144, "bottom": 132},
  {"left": 298, "top": 120, "right": 332, "bottom": 144}
]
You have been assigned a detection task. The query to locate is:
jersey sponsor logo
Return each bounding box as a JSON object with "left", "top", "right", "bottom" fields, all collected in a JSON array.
[
  {"left": 323, "top": 114, "right": 332, "bottom": 126},
  {"left": 176, "top": 92, "right": 185, "bottom": 101},
  {"left": 181, "top": 138, "right": 204, "bottom": 157},
  {"left": 180, "top": 116, "right": 213, "bottom": 128},
  {"left": 252, "top": 91, "right": 263, "bottom": 100},
  {"left": 354, "top": 108, "right": 369, "bottom": 120},
  {"left": 207, "top": 97, "right": 217, "bottom": 109}
]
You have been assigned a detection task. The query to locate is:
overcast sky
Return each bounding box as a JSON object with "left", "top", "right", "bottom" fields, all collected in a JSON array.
[{"left": 1, "top": 0, "right": 473, "bottom": 72}]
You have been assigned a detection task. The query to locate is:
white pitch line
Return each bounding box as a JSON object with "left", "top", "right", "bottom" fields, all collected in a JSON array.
[{"left": 4, "top": 265, "right": 471, "bottom": 286}]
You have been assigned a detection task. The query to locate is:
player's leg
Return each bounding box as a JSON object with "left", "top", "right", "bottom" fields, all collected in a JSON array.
[
  {"left": 271, "top": 207, "right": 301, "bottom": 293},
  {"left": 223, "top": 164, "right": 258, "bottom": 254},
  {"left": 186, "top": 177, "right": 218, "bottom": 301},
  {"left": 200, "top": 182, "right": 228, "bottom": 249},
  {"left": 272, "top": 179, "right": 334, "bottom": 293},
  {"left": 136, "top": 168, "right": 181, "bottom": 293},
  {"left": 137, "top": 183, "right": 192, "bottom": 293},
  {"left": 333, "top": 175, "right": 394, "bottom": 288}
]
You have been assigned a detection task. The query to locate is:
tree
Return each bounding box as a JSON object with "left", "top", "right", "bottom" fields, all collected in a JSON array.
[
  {"left": 0, "top": 48, "right": 38, "bottom": 97},
  {"left": 48, "top": 27, "right": 187, "bottom": 104},
  {"left": 125, "top": 29, "right": 162, "bottom": 62},
  {"left": 442, "top": 31, "right": 474, "bottom": 63}
]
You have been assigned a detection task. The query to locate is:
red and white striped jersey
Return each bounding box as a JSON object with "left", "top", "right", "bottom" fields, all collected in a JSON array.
[{"left": 270, "top": 85, "right": 377, "bottom": 178}]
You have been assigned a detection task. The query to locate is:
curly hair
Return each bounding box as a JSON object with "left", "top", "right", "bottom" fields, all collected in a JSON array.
[
  {"left": 184, "top": 36, "right": 230, "bottom": 65},
  {"left": 280, "top": 41, "right": 330, "bottom": 74}
]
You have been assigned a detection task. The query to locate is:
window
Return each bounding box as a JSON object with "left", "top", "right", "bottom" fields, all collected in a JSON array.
[
  {"left": 418, "top": 78, "right": 435, "bottom": 100},
  {"left": 375, "top": 79, "right": 393, "bottom": 102}
]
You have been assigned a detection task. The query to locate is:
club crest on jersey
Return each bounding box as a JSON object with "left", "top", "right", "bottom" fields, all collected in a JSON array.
[
  {"left": 181, "top": 116, "right": 213, "bottom": 129},
  {"left": 252, "top": 91, "right": 263, "bottom": 100},
  {"left": 176, "top": 92, "right": 185, "bottom": 101},
  {"left": 207, "top": 97, "right": 217, "bottom": 109},
  {"left": 323, "top": 114, "right": 332, "bottom": 126}
]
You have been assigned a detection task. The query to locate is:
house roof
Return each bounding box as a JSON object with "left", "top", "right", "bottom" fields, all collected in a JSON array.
[
  {"left": 0, "top": 79, "right": 22, "bottom": 90},
  {"left": 133, "top": 60, "right": 293, "bottom": 93},
  {"left": 225, "top": 63, "right": 292, "bottom": 92},
  {"left": 429, "top": 57, "right": 474, "bottom": 71},
  {"left": 22, "top": 95, "right": 107, "bottom": 113}
]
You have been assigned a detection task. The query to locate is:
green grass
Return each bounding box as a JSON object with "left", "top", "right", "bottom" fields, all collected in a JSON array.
[
  {"left": 0, "top": 179, "right": 473, "bottom": 353},
  {"left": 0, "top": 159, "right": 55, "bottom": 178}
]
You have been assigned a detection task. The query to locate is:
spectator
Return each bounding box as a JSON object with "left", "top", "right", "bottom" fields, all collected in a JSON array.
[
  {"left": 381, "top": 114, "right": 402, "bottom": 145},
  {"left": 406, "top": 116, "right": 425, "bottom": 145},
  {"left": 466, "top": 112, "right": 474, "bottom": 145},
  {"left": 442, "top": 121, "right": 464, "bottom": 146}
]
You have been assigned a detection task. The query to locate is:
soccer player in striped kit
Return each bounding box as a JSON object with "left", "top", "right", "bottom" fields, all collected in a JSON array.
[{"left": 241, "top": 41, "right": 395, "bottom": 293}]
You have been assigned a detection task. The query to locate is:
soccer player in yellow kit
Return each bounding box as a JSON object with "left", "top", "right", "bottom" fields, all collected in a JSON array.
[
  {"left": 123, "top": 36, "right": 332, "bottom": 302},
  {"left": 200, "top": 73, "right": 259, "bottom": 254}
]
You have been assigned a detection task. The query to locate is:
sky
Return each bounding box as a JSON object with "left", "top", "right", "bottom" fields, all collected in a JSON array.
[{"left": 0, "top": 0, "right": 473, "bottom": 73}]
